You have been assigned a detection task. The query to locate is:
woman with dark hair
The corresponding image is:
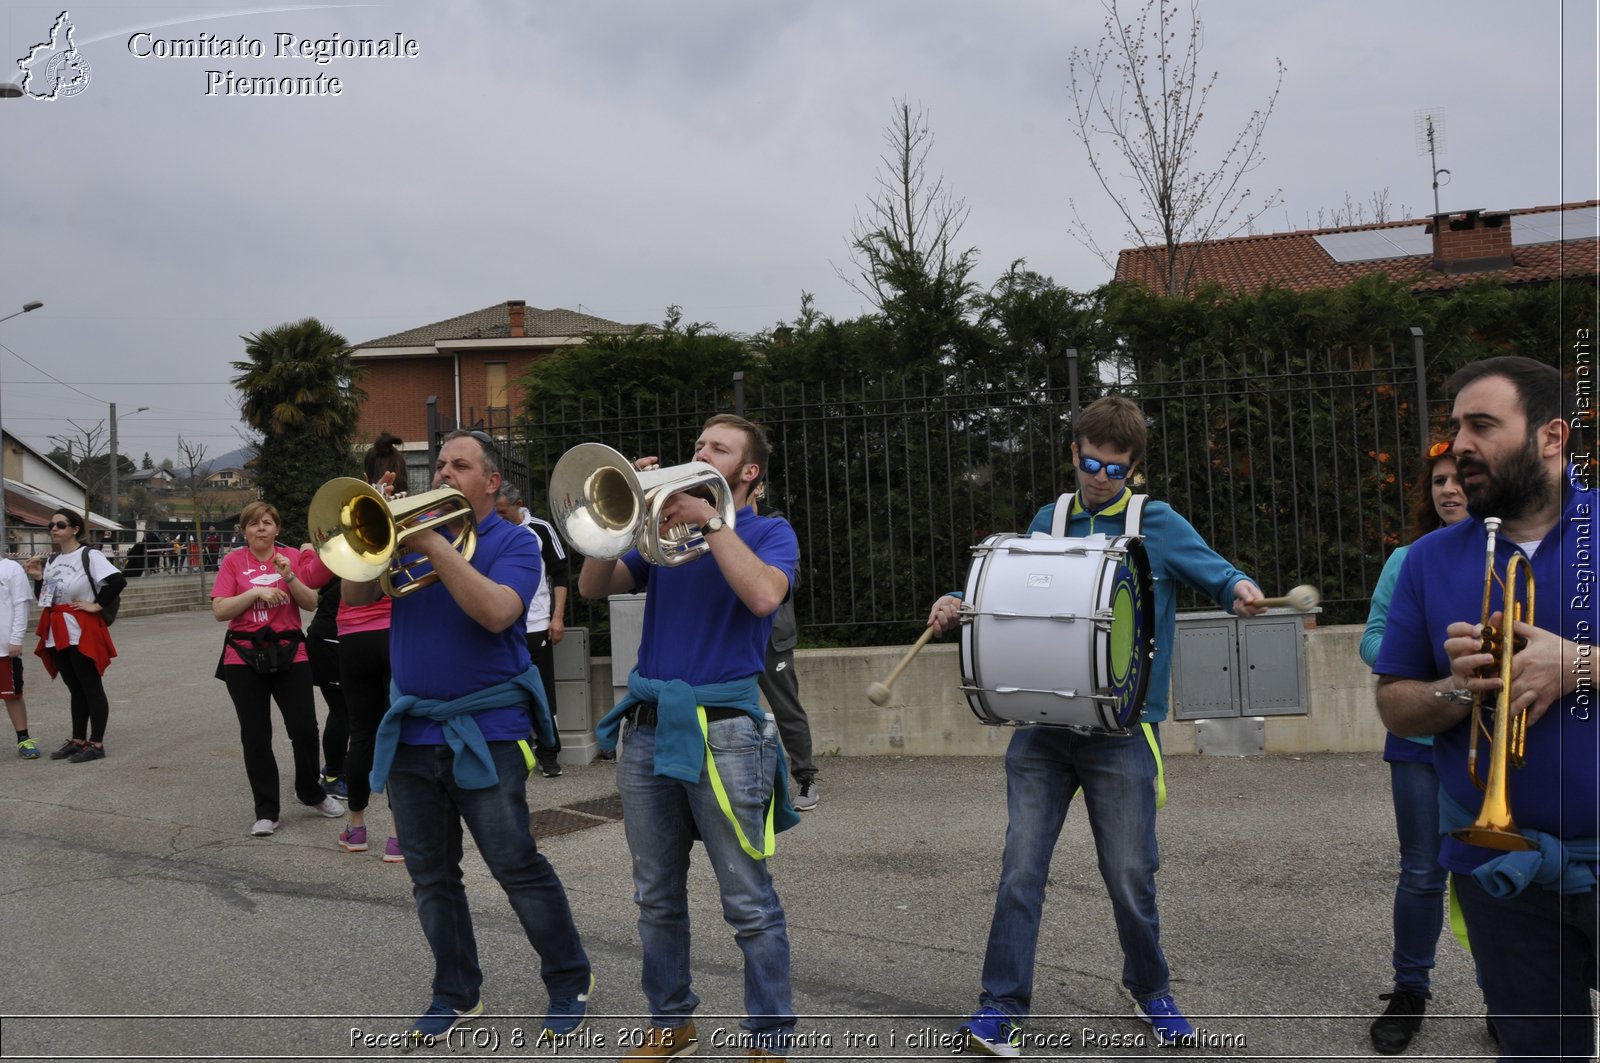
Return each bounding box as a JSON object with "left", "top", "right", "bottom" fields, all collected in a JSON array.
[
  {"left": 213, "top": 500, "right": 343, "bottom": 837},
  {"left": 1361, "top": 442, "right": 1474, "bottom": 1054},
  {"left": 26, "top": 508, "right": 125, "bottom": 763},
  {"left": 299, "top": 432, "right": 409, "bottom": 860}
]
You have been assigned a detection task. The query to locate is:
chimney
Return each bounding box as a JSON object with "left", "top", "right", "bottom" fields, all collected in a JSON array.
[
  {"left": 1428, "top": 208, "right": 1513, "bottom": 275},
  {"left": 507, "top": 299, "right": 526, "bottom": 337}
]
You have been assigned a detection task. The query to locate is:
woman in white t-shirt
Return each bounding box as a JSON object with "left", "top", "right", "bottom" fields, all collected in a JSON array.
[{"left": 26, "top": 508, "right": 125, "bottom": 763}]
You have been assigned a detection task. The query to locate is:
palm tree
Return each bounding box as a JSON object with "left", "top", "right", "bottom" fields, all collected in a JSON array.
[{"left": 232, "top": 318, "right": 366, "bottom": 537}]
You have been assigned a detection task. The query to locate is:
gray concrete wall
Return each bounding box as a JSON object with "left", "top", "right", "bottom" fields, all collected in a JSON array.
[{"left": 585, "top": 623, "right": 1389, "bottom": 757}]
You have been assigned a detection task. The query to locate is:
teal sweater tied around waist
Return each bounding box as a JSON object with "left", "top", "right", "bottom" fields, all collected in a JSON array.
[
  {"left": 596, "top": 668, "right": 799, "bottom": 834},
  {"left": 369, "top": 665, "right": 553, "bottom": 793},
  {"left": 1439, "top": 786, "right": 1599, "bottom": 898}
]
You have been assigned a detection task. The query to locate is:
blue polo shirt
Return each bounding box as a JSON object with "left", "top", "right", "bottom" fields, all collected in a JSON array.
[
  {"left": 624, "top": 506, "right": 799, "bottom": 686},
  {"left": 390, "top": 511, "right": 541, "bottom": 744},
  {"left": 1375, "top": 485, "right": 1600, "bottom": 872},
  {"left": 1028, "top": 489, "right": 1255, "bottom": 724}
]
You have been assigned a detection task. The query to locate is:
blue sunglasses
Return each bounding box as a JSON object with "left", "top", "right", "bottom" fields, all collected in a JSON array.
[{"left": 1077, "top": 455, "right": 1132, "bottom": 480}]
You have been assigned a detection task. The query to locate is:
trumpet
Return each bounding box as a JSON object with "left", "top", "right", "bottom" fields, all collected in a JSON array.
[
  {"left": 549, "top": 442, "right": 736, "bottom": 567},
  {"left": 1451, "top": 516, "right": 1536, "bottom": 852},
  {"left": 307, "top": 476, "right": 477, "bottom": 597}
]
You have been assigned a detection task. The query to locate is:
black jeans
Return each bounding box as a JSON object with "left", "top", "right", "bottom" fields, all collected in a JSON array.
[
  {"left": 222, "top": 661, "right": 322, "bottom": 821},
  {"left": 306, "top": 633, "right": 347, "bottom": 777}
]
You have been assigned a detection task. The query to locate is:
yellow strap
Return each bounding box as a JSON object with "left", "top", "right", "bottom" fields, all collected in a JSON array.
[
  {"left": 699, "top": 705, "right": 777, "bottom": 861},
  {"left": 1142, "top": 723, "right": 1168, "bottom": 810},
  {"left": 1447, "top": 874, "right": 1473, "bottom": 953},
  {"left": 517, "top": 739, "right": 535, "bottom": 777}
]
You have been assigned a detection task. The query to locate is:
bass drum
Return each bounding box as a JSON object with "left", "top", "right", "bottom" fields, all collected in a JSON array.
[{"left": 959, "top": 532, "right": 1154, "bottom": 732}]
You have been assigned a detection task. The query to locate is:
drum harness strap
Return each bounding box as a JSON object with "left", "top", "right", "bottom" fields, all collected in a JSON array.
[{"left": 1052, "top": 489, "right": 1167, "bottom": 811}]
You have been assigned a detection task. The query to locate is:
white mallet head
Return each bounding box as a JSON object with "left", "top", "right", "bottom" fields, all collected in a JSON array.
[{"left": 866, "top": 682, "right": 892, "bottom": 706}]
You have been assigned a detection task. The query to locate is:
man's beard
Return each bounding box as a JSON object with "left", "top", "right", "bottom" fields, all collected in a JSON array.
[{"left": 1460, "top": 435, "right": 1554, "bottom": 521}]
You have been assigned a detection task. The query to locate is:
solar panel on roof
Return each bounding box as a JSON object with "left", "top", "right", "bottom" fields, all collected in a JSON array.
[
  {"left": 1512, "top": 206, "right": 1599, "bottom": 246},
  {"left": 1314, "top": 226, "right": 1431, "bottom": 263}
]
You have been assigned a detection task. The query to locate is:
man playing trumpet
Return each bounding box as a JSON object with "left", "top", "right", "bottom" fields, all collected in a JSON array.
[
  {"left": 927, "top": 395, "right": 1265, "bottom": 1053},
  {"left": 1376, "top": 356, "right": 1598, "bottom": 1062},
  {"left": 577, "top": 414, "right": 800, "bottom": 1060}
]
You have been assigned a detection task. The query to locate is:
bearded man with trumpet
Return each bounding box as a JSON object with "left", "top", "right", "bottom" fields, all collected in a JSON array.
[
  {"left": 575, "top": 413, "right": 800, "bottom": 1061},
  {"left": 340, "top": 429, "right": 594, "bottom": 1049},
  {"left": 1376, "top": 356, "right": 1599, "bottom": 1063}
]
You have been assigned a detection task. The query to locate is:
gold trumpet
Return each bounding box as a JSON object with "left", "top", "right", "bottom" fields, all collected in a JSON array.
[
  {"left": 307, "top": 476, "right": 477, "bottom": 597},
  {"left": 1452, "top": 516, "right": 1536, "bottom": 852}
]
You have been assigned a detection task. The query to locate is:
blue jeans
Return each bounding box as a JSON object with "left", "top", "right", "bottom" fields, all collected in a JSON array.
[
  {"left": 386, "top": 741, "right": 590, "bottom": 1011},
  {"left": 1388, "top": 760, "right": 1448, "bottom": 992},
  {"left": 980, "top": 725, "right": 1167, "bottom": 1018},
  {"left": 1455, "top": 872, "right": 1600, "bottom": 1063},
  {"left": 617, "top": 714, "right": 794, "bottom": 1051}
]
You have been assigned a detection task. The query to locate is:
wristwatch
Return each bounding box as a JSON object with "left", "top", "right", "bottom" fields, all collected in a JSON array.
[{"left": 703, "top": 516, "right": 727, "bottom": 535}]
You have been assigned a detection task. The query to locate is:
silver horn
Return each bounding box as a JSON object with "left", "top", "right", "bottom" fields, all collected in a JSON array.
[{"left": 549, "top": 442, "right": 736, "bottom": 567}]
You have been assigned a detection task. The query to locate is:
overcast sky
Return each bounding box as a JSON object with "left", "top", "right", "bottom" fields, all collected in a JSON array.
[{"left": 2, "top": 0, "right": 1595, "bottom": 464}]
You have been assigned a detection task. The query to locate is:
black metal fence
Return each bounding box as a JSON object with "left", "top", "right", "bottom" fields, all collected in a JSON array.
[{"left": 491, "top": 343, "right": 1427, "bottom": 652}]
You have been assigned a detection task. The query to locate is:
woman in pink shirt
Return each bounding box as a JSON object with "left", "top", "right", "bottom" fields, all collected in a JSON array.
[{"left": 212, "top": 501, "right": 344, "bottom": 837}]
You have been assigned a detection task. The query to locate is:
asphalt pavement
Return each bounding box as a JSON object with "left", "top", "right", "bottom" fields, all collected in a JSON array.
[{"left": 0, "top": 608, "right": 1503, "bottom": 1061}]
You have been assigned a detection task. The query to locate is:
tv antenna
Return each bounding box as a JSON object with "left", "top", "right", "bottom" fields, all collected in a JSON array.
[{"left": 1415, "top": 108, "right": 1450, "bottom": 215}]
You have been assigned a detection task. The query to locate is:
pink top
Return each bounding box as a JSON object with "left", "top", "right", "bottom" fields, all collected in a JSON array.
[
  {"left": 296, "top": 546, "right": 393, "bottom": 635},
  {"left": 212, "top": 546, "right": 311, "bottom": 667}
]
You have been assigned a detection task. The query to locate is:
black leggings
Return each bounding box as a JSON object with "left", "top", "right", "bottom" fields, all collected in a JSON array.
[
  {"left": 56, "top": 646, "right": 109, "bottom": 744},
  {"left": 306, "top": 633, "right": 348, "bottom": 776},
  {"left": 337, "top": 628, "right": 391, "bottom": 813},
  {"left": 222, "top": 661, "right": 322, "bottom": 821}
]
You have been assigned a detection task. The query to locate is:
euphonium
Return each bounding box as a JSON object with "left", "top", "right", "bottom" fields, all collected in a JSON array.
[
  {"left": 549, "top": 442, "right": 736, "bottom": 567},
  {"left": 307, "top": 477, "right": 477, "bottom": 597},
  {"left": 1452, "top": 516, "right": 1536, "bottom": 852}
]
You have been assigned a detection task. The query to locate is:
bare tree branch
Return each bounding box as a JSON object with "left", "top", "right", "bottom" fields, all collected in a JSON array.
[{"left": 1066, "top": 0, "right": 1284, "bottom": 295}]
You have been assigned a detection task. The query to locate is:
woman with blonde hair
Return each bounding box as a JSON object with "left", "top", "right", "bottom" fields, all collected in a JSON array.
[{"left": 213, "top": 500, "right": 343, "bottom": 836}]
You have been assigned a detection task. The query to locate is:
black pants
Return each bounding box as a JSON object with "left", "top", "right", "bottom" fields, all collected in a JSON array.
[
  {"left": 306, "top": 633, "right": 347, "bottom": 776},
  {"left": 338, "top": 628, "right": 391, "bottom": 813},
  {"left": 758, "top": 642, "right": 815, "bottom": 785},
  {"left": 525, "top": 629, "right": 561, "bottom": 763},
  {"left": 222, "top": 661, "right": 322, "bottom": 821},
  {"left": 56, "top": 645, "right": 109, "bottom": 744}
]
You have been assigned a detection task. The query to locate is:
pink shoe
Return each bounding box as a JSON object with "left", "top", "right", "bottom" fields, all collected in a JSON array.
[
  {"left": 383, "top": 836, "right": 404, "bottom": 863},
  {"left": 338, "top": 824, "right": 368, "bottom": 852}
]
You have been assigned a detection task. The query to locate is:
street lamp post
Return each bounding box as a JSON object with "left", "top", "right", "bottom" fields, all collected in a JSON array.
[
  {"left": 108, "top": 403, "right": 149, "bottom": 525},
  {"left": 0, "top": 301, "right": 44, "bottom": 557}
]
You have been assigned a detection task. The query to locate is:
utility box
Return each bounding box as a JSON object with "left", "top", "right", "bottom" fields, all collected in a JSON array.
[
  {"left": 608, "top": 592, "right": 648, "bottom": 705},
  {"left": 553, "top": 627, "right": 597, "bottom": 765},
  {"left": 1170, "top": 609, "right": 1312, "bottom": 721}
]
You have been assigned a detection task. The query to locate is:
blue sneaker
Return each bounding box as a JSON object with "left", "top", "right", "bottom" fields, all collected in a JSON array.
[
  {"left": 540, "top": 973, "right": 595, "bottom": 1041},
  {"left": 404, "top": 999, "right": 483, "bottom": 1048},
  {"left": 1135, "top": 994, "right": 1195, "bottom": 1047},
  {"left": 322, "top": 771, "right": 348, "bottom": 801},
  {"left": 957, "top": 1006, "right": 1022, "bottom": 1057}
]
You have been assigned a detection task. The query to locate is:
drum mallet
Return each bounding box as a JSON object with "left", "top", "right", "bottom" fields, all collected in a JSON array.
[
  {"left": 1257, "top": 584, "right": 1321, "bottom": 611},
  {"left": 867, "top": 625, "right": 938, "bottom": 706}
]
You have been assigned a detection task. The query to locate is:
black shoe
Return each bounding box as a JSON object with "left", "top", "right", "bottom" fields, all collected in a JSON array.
[
  {"left": 537, "top": 758, "right": 562, "bottom": 778},
  {"left": 49, "top": 739, "right": 85, "bottom": 760},
  {"left": 1370, "top": 989, "right": 1428, "bottom": 1055},
  {"left": 67, "top": 743, "right": 106, "bottom": 763}
]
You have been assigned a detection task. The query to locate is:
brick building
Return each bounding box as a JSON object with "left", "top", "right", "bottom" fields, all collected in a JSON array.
[{"left": 349, "top": 299, "right": 649, "bottom": 466}]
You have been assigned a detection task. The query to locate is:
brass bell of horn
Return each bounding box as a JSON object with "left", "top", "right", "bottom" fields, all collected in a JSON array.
[
  {"left": 308, "top": 477, "right": 477, "bottom": 597},
  {"left": 549, "top": 442, "right": 736, "bottom": 567}
]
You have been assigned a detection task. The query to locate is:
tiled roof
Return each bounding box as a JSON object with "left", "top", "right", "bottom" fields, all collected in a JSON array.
[
  {"left": 1114, "top": 200, "right": 1599, "bottom": 295},
  {"left": 357, "top": 302, "right": 650, "bottom": 349}
]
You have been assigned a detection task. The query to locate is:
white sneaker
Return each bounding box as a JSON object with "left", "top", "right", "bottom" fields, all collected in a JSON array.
[
  {"left": 250, "top": 818, "right": 279, "bottom": 837},
  {"left": 312, "top": 796, "right": 344, "bottom": 818}
]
